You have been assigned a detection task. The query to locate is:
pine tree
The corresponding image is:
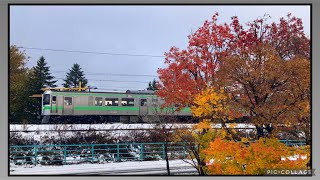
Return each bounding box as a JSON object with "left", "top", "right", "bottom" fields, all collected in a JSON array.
[
  {"left": 26, "top": 56, "right": 57, "bottom": 123},
  {"left": 30, "top": 56, "right": 57, "bottom": 93},
  {"left": 147, "top": 79, "right": 158, "bottom": 90},
  {"left": 63, "top": 63, "right": 88, "bottom": 88}
]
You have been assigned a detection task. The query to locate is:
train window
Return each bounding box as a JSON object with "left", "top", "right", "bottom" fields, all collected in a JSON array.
[
  {"left": 121, "top": 98, "right": 134, "bottom": 106},
  {"left": 140, "top": 99, "right": 147, "bottom": 106},
  {"left": 43, "top": 94, "right": 50, "bottom": 105},
  {"left": 95, "top": 97, "right": 103, "bottom": 106},
  {"left": 105, "top": 98, "right": 119, "bottom": 106},
  {"left": 64, "top": 97, "right": 72, "bottom": 105},
  {"left": 52, "top": 96, "right": 57, "bottom": 105},
  {"left": 152, "top": 98, "right": 158, "bottom": 103}
]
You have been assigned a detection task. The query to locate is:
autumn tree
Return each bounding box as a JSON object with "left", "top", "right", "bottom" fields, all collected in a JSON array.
[
  {"left": 157, "top": 12, "right": 233, "bottom": 107},
  {"left": 218, "top": 14, "right": 310, "bottom": 138},
  {"left": 63, "top": 63, "right": 88, "bottom": 88},
  {"left": 9, "top": 45, "right": 30, "bottom": 123},
  {"left": 174, "top": 120, "right": 217, "bottom": 175},
  {"left": 204, "top": 138, "right": 310, "bottom": 175},
  {"left": 157, "top": 13, "right": 309, "bottom": 107},
  {"left": 191, "top": 87, "right": 243, "bottom": 141},
  {"left": 157, "top": 12, "right": 310, "bottom": 139}
]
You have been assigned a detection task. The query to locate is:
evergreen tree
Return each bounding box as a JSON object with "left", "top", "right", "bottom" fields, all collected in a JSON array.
[
  {"left": 30, "top": 56, "right": 57, "bottom": 93},
  {"left": 26, "top": 56, "right": 57, "bottom": 123},
  {"left": 63, "top": 63, "right": 88, "bottom": 88},
  {"left": 147, "top": 79, "right": 158, "bottom": 90}
]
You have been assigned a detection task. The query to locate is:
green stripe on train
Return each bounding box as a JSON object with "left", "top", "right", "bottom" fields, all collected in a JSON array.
[
  {"left": 43, "top": 105, "right": 191, "bottom": 112},
  {"left": 74, "top": 106, "right": 140, "bottom": 111},
  {"left": 43, "top": 106, "right": 63, "bottom": 110}
]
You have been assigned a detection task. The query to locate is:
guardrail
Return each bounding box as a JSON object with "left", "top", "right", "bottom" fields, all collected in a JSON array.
[
  {"left": 9, "top": 140, "right": 306, "bottom": 166},
  {"left": 10, "top": 142, "right": 188, "bottom": 166},
  {"left": 279, "top": 139, "right": 307, "bottom": 146}
]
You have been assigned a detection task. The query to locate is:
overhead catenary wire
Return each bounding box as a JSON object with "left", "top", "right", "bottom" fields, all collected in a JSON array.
[
  {"left": 17, "top": 46, "right": 165, "bottom": 58},
  {"left": 51, "top": 71, "right": 158, "bottom": 78},
  {"left": 54, "top": 77, "right": 149, "bottom": 84}
]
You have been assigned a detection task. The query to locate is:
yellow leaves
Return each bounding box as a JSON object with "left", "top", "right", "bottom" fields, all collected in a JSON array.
[
  {"left": 203, "top": 138, "right": 310, "bottom": 175},
  {"left": 241, "top": 137, "right": 249, "bottom": 143},
  {"left": 215, "top": 129, "right": 229, "bottom": 139},
  {"left": 191, "top": 87, "right": 229, "bottom": 120},
  {"left": 192, "top": 119, "right": 211, "bottom": 131}
]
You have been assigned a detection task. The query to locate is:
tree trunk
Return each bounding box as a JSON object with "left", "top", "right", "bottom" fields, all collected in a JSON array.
[
  {"left": 265, "top": 123, "right": 273, "bottom": 137},
  {"left": 164, "top": 142, "right": 171, "bottom": 175},
  {"left": 199, "top": 163, "right": 206, "bottom": 175},
  {"left": 256, "top": 125, "right": 264, "bottom": 139}
]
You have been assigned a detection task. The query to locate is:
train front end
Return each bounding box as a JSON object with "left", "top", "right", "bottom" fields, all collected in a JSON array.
[{"left": 41, "top": 90, "right": 52, "bottom": 123}]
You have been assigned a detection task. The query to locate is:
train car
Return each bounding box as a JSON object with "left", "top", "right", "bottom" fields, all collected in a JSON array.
[{"left": 41, "top": 90, "right": 192, "bottom": 124}]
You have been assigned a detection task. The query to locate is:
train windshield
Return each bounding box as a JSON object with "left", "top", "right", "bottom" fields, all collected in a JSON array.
[{"left": 43, "top": 94, "right": 50, "bottom": 105}]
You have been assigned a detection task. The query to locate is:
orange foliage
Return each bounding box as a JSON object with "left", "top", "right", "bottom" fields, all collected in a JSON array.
[{"left": 204, "top": 138, "right": 310, "bottom": 175}]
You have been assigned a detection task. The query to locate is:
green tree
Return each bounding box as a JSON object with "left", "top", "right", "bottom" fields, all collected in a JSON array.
[
  {"left": 9, "top": 45, "right": 29, "bottom": 123},
  {"left": 63, "top": 63, "right": 88, "bottom": 88},
  {"left": 26, "top": 56, "right": 57, "bottom": 123},
  {"left": 147, "top": 79, "right": 158, "bottom": 90},
  {"left": 29, "top": 56, "right": 57, "bottom": 93}
]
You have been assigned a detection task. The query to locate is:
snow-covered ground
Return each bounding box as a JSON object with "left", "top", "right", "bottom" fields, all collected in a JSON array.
[
  {"left": 10, "top": 123, "right": 256, "bottom": 131},
  {"left": 9, "top": 123, "right": 255, "bottom": 142},
  {"left": 10, "top": 155, "right": 308, "bottom": 175},
  {"left": 10, "top": 159, "right": 197, "bottom": 175}
]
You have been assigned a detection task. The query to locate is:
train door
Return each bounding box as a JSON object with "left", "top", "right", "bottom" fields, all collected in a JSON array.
[
  {"left": 139, "top": 98, "right": 148, "bottom": 116},
  {"left": 50, "top": 95, "right": 58, "bottom": 114},
  {"left": 63, "top": 96, "right": 73, "bottom": 115}
]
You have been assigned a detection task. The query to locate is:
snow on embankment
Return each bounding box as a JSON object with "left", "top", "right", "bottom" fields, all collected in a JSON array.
[
  {"left": 9, "top": 123, "right": 255, "bottom": 144},
  {"left": 10, "top": 159, "right": 196, "bottom": 175},
  {"left": 10, "top": 123, "right": 256, "bottom": 132}
]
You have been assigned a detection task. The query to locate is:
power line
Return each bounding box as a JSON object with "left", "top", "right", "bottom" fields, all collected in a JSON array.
[
  {"left": 95, "top": 86, "right": 146, "bottom": 89},
  {"left": 93, "top": 88, "right": 141, "bottom": 92},
  {"left": 51, "top": 71, "right": 158, "bottom": 78},
  {"left": 17, "top": 46, "right": 165, "bottom": 58},
  {"left": 55, "top": 78, "right": 149, "bottom": 84}
]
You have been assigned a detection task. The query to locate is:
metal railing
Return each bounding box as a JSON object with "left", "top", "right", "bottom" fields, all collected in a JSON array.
[
  {"left": 9, "top": 140, "right": 306, "bottom": 166},
  {"left": 279, "top": 139, "right": 307, "bottom": 146},
  {"left": 10, "top": 142, "right": 188, "bottom": 166}
]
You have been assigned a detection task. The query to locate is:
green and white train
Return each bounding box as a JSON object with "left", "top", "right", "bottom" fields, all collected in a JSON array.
[{"left": 41, "top": 90, "right": 192, "bottom": 124}]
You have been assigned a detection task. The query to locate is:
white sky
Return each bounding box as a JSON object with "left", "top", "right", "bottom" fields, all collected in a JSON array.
[{"left": 10, "top": 5, "right": 311, "bottom": 92}]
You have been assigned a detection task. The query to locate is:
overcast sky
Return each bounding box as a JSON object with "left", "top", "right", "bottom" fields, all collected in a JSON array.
[{"left": 10, "top": 5, "right": 310, "bottom": 92}]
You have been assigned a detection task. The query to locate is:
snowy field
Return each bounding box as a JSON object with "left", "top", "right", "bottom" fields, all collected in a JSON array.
[
  {"left": 10, "top": 156, "right": 308, "bottom": 175},
  {"left": 10, "top": 159, "right": 197, "bottom": 175},
  {"left": 10, "top": 123, "right": 256, "bottom": 131},
  {"left": 10, "top": 123, "right": 193, "bottom": 131},
  {"left": 9, "top": 123, "right": 255, "bottom": 142}
]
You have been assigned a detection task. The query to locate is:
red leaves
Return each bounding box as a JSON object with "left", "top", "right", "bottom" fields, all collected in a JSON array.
[{"left": 157, "top": 12, "right": 310, "bottom": 110}]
